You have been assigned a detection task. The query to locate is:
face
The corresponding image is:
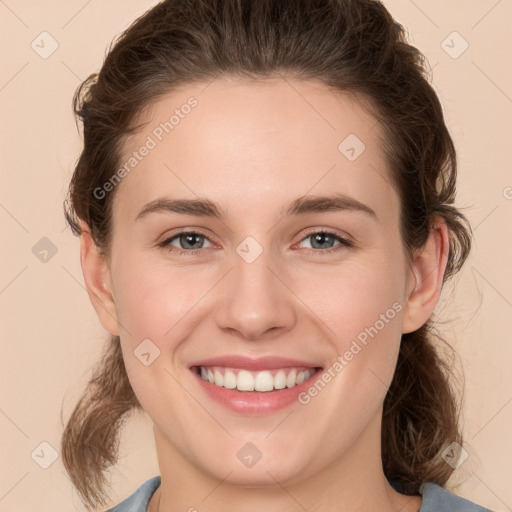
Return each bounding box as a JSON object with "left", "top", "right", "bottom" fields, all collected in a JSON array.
[{"left": 95, "top": 77, "right": 421, "bottom": 486}]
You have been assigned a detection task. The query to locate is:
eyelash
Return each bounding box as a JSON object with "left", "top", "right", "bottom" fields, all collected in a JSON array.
[{"left": 158, "top": 228, "right": 353, "bottom": 256}]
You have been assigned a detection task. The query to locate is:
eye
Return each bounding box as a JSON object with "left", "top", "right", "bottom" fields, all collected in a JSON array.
[
  {"left": 159, "top": 230, "right": 215, "bottom": 253},
  {"left": 296, "top": 231, "right": 352, "bottom": 253},
  {"left": 158, "top": 229, "right": 352, "bottom": 256}
]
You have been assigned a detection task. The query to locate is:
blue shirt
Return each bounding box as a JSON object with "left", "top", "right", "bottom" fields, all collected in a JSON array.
[{"left": 106, "top": 475, "right": 493, "bottom": 511}]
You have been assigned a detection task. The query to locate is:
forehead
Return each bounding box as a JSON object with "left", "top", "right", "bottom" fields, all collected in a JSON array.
[{"left": 113, "top": 76, "right": 398, "bottom": 224}]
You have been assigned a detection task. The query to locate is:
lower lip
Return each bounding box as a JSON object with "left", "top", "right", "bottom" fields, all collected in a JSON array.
[{"left": 190, "top": 367, "right": 322, "bottom": 415}]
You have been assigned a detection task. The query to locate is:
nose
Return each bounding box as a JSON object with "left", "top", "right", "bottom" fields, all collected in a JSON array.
[{"left": 214, "top": 250, "right": 297, "bottom": 341}]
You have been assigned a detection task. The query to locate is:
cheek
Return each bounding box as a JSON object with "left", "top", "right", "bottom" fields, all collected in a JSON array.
[
  {"left": 109, "top": 253, "right": 210, "bottom": 416},
  {"left": 297, "top": 254, "right": 406, "bottom": 338},
  {"left": 112, "top": 253, "right": 211, "bottom": 341},
  {"left": 296, "top": 254, "right": 406, "bottom": 391}
]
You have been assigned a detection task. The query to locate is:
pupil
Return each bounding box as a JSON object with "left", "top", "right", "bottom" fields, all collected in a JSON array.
[
  {"left": 182, "top": 234, "right": 203, "bottom": 249},
  {"left": 313, "top": 233, "right": 333, "bottom": 249}
]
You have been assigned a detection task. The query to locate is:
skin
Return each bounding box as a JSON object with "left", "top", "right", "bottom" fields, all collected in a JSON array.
[{"left": 80, "top": 76, "right": 449, "bottom": 512}]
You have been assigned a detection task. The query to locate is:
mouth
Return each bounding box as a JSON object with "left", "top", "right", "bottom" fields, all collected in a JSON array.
[
  {"left": 192, "top": 365, "right": 319, "bottom": 392},
  {"left": 188, "top": 356, "right": 323, "bottom": 415}
]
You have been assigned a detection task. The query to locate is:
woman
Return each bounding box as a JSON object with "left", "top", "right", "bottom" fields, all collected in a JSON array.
[{"left": 61, "top": 0, "right": 492, "bottom": 510}]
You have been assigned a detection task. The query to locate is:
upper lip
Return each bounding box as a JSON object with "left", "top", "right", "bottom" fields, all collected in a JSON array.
[{"left": 189, "top": 355, "right": 322, "bottom": 371}]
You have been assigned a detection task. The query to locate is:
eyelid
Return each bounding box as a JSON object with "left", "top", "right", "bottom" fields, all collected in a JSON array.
[
  {"left": 294, "top": 227, "right": 354, "bottom": 246},
  {"left": 159, "top": 227, "right": 212, "bottom": 240}
]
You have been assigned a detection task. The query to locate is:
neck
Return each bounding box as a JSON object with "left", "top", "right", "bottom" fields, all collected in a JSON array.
[{"left": 150, "top": 413, "right": 422, "bottom": 512}]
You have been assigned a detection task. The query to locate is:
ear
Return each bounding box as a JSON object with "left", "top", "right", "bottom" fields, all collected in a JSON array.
[
  {"left": 79, "top": 220, "right": 120, "bottom": 336},
  {"left": 402, "top": 217, "right": 450, "bottom": 334}
]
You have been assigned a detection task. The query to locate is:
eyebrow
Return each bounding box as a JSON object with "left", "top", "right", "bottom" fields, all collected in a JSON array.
[{"left": 134, "top": 193, "right": 378, "bottom": 222}]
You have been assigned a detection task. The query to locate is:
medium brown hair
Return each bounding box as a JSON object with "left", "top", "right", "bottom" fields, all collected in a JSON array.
[{"left": 62, "top": 0, "right": 472, "bottom": 508}]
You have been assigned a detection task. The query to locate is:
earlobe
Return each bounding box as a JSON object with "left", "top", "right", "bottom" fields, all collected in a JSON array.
[
  {"left": 79, "top": 221, "right": 120, "bottom": 336},
  {"left": 402, "top": 218, "right": 449, "bottom": 334}
]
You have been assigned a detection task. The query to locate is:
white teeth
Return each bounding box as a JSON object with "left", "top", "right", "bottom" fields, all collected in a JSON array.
[
  {"left": 237, "top": 370, "right": 254, "bottom": 391},
  {"left": 198, "top": 366, "right": 316, "bottom": 392},
  {"left": 274, "top": 369, "right": 287, "bottom": 389},
  {"left": 214, "top": 370, "right": 224, "bottom": 387},
  {"left": 286, "top": 369, "right": 297, "bottom": 388},
  {"left": 254, "top": 371, "right": 274, "bottom": 392},
  {"left": 223, "top": 370, "right": 237, "bottom": 389}
]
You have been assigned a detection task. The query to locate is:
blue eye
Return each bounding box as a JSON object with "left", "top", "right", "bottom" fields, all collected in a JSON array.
[
  {"left": 174, "top": 233, "right": 208, "bottom": 250},
  {"left": 297, "top": 231, "right": 352, "bottom": 253},
  {"left": 159, "top": 231, "right": 214, "bottom": 253},
  {"left": 158, "top": 229, "right": 352, "bottom": 256}
]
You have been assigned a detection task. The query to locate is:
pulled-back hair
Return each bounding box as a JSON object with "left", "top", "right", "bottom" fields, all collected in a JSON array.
[{"left": 62, "top": 0, "right": 472, "bottom": 508}]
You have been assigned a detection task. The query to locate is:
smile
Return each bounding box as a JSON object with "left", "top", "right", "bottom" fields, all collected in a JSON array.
[
  {"left": 195, "top": 366, "right": 317, "bottom": 392},
  {"left": 188, "top": 355, "right": 323, "bottom": 414}
]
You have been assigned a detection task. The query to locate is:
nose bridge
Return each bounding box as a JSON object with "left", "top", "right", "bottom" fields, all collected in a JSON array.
[{"left": 214, "top": 243, "right": 296, "bottom": 339}]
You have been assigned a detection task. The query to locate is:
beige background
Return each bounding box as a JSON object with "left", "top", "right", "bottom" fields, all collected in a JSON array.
[{"left": 1, "top": 1, "right": 511, "bottom": 511}]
